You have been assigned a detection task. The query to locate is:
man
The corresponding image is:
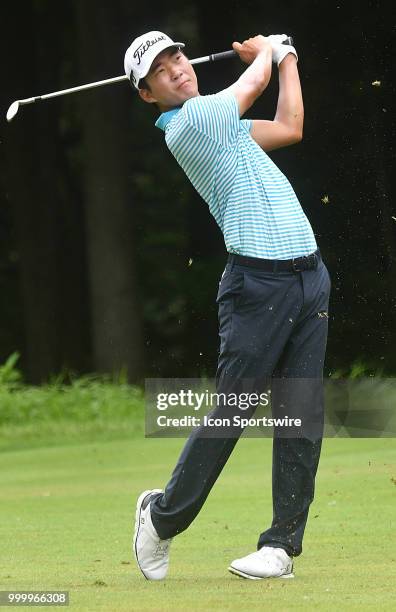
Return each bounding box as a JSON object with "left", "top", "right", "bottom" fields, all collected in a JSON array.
[{"left": 124, "top": 30, "right": 331, "bottom": 581}]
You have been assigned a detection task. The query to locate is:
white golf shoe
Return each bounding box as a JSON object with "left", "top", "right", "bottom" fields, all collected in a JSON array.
[
  {"left": 133, "top": 489, "right": 172, "bottom": 580},
  {"left": 228, "top": 546, "right": 294, "bottom": 580}
]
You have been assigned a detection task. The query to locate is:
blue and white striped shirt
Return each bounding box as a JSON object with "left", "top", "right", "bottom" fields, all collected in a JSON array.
[{"left": 155, "top": 89, "right": 317, "bottom": 259}]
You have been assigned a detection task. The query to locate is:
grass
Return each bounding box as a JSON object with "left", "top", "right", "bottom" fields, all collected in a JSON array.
[
  {"left": 0, "top": 355, "right": 395, "bottom": 610},
  {"left": 1, "top": 436, "right": 396, "bottom": 611}
]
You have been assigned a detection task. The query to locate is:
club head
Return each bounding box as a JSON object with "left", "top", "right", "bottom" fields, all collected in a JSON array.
[{"left": 6, "top": 101, "right": 20, "bottom": 122}]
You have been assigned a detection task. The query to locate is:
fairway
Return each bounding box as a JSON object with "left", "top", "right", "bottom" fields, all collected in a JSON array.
[{"left": 1, "top": 436, "right": 395, "bottom": 611}]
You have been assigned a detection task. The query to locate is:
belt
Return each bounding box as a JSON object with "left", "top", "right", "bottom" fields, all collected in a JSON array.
[{"left": 227, "top": 248, "right": 321, "bottom": 272}]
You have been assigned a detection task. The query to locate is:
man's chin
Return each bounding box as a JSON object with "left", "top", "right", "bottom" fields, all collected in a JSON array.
[
  {"left": 161, "top": 90, "right": 199, "bottom": 112},
  {"left": 183, "top": 91, "right": 199, "bottom": 101},
  {"left": 179, "top": 87, "right": 199, "bottom": 102}
]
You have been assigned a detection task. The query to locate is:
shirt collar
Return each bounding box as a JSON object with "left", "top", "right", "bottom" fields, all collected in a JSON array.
[{"left": 155, "top": 107, "right": 182, "bottom": 131}]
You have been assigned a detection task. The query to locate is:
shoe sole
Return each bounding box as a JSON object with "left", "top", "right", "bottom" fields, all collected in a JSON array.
[
  {"left": 133, "top": 488, "right": 163, "bottom": 580},
  {"left": 228, "top": 566, "right": 294, "bottom": 580}
]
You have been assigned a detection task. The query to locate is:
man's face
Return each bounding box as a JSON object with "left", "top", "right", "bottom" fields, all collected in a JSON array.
[{"left": 138, "top": 48, "right": 199, "bottom": 111}]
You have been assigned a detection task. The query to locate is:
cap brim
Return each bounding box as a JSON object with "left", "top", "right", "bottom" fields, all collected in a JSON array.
[{"left": 137, "top": 42, "right": 185, "bottom": 87}]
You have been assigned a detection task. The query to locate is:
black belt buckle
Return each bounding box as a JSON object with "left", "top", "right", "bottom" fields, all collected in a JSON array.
[{"left": 292, "top": 252, "right": 318, "bottom": 272}]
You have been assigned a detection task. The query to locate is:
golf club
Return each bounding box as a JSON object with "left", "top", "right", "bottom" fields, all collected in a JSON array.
[{"left": 6, "top": 37, "right": 293, "bottom": 122}]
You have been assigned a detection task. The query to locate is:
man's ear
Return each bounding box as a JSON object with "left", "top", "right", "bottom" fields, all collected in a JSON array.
[{"left": 138, "top": 88, "right": 158, "bottom": 104}]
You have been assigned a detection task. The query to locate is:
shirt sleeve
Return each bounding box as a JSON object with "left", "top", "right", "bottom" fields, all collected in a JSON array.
[
  {"left": 182, "top": 89, "right": 240, "bottom": 148},
  {"left": 241, "top": 118, "right": 252, "bottom": 133}
]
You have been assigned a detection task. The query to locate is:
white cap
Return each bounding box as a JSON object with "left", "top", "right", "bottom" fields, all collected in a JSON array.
[{"left": 124, "top": 31, "right": 185, "bottom": 89}]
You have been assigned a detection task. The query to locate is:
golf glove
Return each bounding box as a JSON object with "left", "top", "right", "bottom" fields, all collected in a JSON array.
[{"left": 267, "top": 34, "right": 298, "bottom": 66}]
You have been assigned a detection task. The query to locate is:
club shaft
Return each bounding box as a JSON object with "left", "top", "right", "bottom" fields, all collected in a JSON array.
[
  {"left": 43, "top": 74, "right": 129, "bottom": 99},
  {"left": 17, "top": 75, "right": 129, "bottom": 106},
  {"left": 20, "top": 51, "right": 238, "bottom": 104}
]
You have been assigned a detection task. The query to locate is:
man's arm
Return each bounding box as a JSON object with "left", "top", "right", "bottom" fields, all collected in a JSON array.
[
  {"left": 228, "top": 36, "right": 273, "bottom": 117},
  {"left": 250, "top": 53, "right": 304, "bottom": 151}
]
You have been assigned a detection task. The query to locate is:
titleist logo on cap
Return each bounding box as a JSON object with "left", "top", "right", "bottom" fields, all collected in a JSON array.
[{"left": 133, "top": 35, "right": 167, "bottom": 65}]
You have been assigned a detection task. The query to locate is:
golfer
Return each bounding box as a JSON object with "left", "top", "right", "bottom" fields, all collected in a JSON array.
[{"left": 124, "top": 30, "right": 331, "bottom": 580}]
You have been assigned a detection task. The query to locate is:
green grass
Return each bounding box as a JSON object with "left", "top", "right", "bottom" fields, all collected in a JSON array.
[
  {"left": 1, "top": 436, "right": 396, "bottom": 611},
  {"left": 0, "top": 355, "right": 395, "bottom": 610}
]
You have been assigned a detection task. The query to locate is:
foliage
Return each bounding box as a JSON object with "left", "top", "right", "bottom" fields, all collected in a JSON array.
[
  {"left": 0, "top": 352, "right": 22, "bottom": 388},
  {"left": 0, "top": 353, "right": 145, "bottom": 449},
  {"left": 329, "top": 359, "right": 387, "bottom": 378}
]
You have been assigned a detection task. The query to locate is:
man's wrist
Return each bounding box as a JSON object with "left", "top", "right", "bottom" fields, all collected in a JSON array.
[
  {"left": 256, "top": 46, "right": 272, "bottom": 61},
  {"left": 278, "top": 50, "right": 298, "bottom": 68}
]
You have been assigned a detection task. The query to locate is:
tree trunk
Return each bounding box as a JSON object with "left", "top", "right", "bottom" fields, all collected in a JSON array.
[{"left": 75, "top": 0, "right": 144, "bottom": 380}]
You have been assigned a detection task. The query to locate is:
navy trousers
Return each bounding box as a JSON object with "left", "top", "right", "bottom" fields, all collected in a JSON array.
[{"left": 151, "top": 249, "right": 331, "bottom": 557}]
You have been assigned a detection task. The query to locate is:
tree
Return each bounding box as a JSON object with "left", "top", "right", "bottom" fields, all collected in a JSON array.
[{"left": 74, "top": 0, "right": 144, "bottom": 380}]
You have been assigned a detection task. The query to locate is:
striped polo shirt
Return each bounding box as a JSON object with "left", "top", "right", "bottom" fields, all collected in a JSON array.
[{"left": 155, "top": 89, "right": 317, "bottom": 260}]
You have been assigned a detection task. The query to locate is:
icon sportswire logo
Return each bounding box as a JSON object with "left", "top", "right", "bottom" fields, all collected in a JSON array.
[{"left": 133, "top": 35, "right": 167, "bottom": 65}]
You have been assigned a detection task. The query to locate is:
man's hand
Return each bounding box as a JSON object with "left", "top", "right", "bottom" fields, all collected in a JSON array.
[
  {"left": 232, "top": 35, "right": 272, "bottom": 65},
  {"left": 267, "top": 34, "right": 298, "bottom": 66}
]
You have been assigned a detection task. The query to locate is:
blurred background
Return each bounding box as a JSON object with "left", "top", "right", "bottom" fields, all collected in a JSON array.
[{"left": 1, "top": 0, "right": 395, "bottom": 384}]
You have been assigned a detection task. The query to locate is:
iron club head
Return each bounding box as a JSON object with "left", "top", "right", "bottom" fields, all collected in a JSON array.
[{"left": 6, "top": 101, "right": 20, "bottom": 122}]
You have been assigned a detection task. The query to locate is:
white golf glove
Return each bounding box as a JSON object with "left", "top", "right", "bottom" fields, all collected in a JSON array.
[{"left": 267, "top": 34, "right": 298, "bottom": 66}]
